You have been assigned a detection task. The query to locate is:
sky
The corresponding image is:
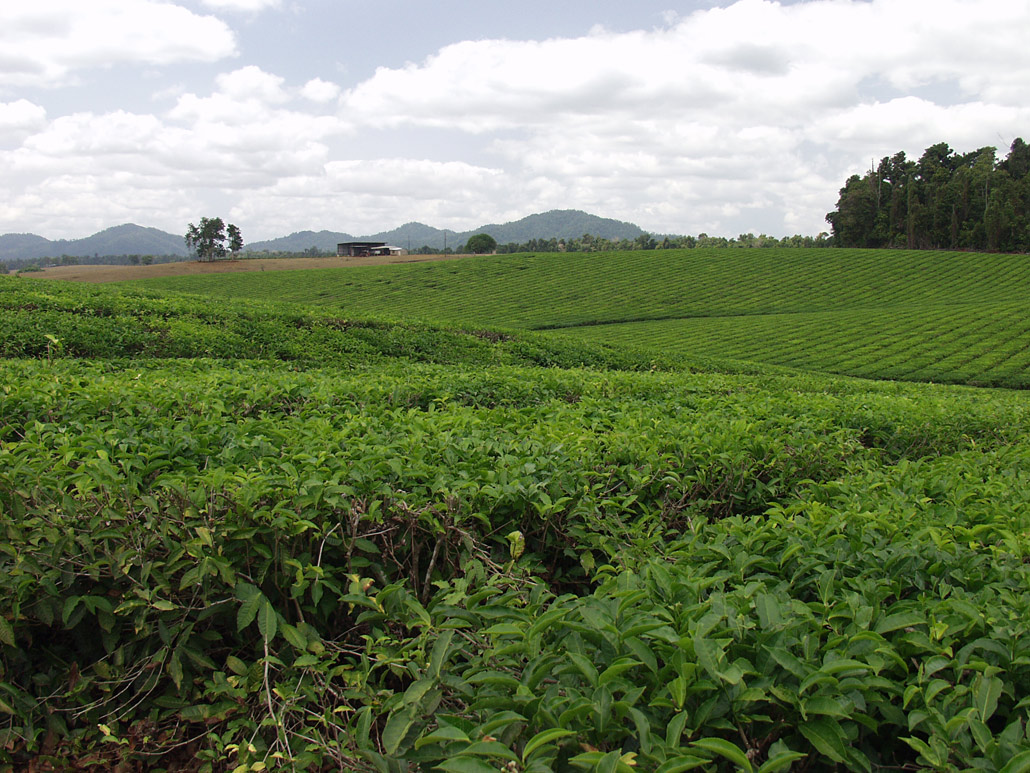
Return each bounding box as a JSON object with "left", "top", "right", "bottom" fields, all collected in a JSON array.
[{"left": 1, "top": 0, "right": 1029, "bottom": 243}]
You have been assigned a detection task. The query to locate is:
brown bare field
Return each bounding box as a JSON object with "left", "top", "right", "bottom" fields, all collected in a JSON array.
[{"left": 28, "top": 253, "right": 466, "bottom": 284}]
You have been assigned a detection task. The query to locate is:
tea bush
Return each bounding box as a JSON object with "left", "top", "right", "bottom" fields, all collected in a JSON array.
[{"left": 2, "top": 278, "right": 1030, "bottom": 770}]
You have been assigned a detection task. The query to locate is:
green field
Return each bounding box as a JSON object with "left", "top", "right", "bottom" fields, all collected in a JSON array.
[
  {"left": 130, "top": 247, "right": 1030, "bottom": 387},
  {"left": 3, "top": 274, "right": 1030, "bottom": 770}
]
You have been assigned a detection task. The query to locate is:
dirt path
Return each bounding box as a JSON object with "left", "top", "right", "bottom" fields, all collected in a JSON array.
[{"left": 28, "top": 253, "right": 467, "bottom": 283}]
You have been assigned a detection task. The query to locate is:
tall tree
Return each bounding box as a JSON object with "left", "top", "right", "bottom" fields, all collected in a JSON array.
[
  {"left": 826, "top": 138, "right": 1029, "bottom": 252},
  {"left": 185, "top": 217, "right": 243, "bottom": 261},
  {"left": 464, "top": 233, "right": 497, "bottom": 254},
  {"left": 227, "top": 223, "right": 244, "bottom": 256},
  {"left": 826, "top": 175, "right": 878, "bottom": 247}
]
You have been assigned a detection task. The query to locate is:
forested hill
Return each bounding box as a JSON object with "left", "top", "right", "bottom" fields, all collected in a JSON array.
[
  {"left": 470, "top": 209, "right": 644, "bottom": 244},
  {"left": 0, "top": 224, "right": 188, "bottom": 261},
  {"left": 826, "top": 138, "right": 1029, "bottom": 252},
  {"left": 244, "top": 210, "right": 644, "bottom": 253}
]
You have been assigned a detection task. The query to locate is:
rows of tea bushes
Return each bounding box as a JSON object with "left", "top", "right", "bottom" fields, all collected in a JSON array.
[
  {"left": 4, "top": 277, "right": 1030, "bottom": 770},
  {"left": 561, "top": 300, "right": 1030, "bottom": 388},
  {"left": 129, "top": 248, "right": 1030, "bottom": 330},
  {"left": 127, "top": 248, "right": 1030, "bottom": 388},
  {"left": 0, "top": 275, "right": 670, "bottom": 372},
  {"left": 3, "top": 349, "right": 1030, "bottom": 770}
]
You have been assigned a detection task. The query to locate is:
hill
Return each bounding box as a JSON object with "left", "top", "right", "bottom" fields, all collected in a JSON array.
[
  {"left": 0, "top": 223, "right": 188, "bottom": 260},
  {"left": 3, "top": 210, "right": 647, "bottom": 259},
  {"left": 0, "top": 232, "right": 52, "bottom": 260},
  {"left": 243, "top": 228, "right": 357, "bottom": 253},
  {"left": 131, "top": 246, "right": 1030, "bottom": 388},
  {"left": 244, "top": 210, "right": 644, "bottom": 252},
  {"left": 464, "top": 209, "right": 644, "bottom": 245}
]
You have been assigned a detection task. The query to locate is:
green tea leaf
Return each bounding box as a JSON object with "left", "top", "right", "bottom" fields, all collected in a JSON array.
[
  {"left": 257, "top": 599, "right": 277, "bottom": 643},
  {"left": 0, "top": 616, "right": 14, "bottom": 647},
  {"left": 973, "top": 674, "right": 1003, "bottom": 722},
  {"left": 414, "top": 724, "right": 470, "bottom": 749},
  {"left": 690, "top": 738, "right": 754, "bottom": 773},
  {"left": 382, "top": 705, "right": 419, "bottom": 757},
  {"left": 236, "top": 587, "right": 262, "bottom": 633},
  {"left": 568, "top": 652, "right": 599, "bottom": 687},
  {"left": 654, "top": 758, "right": 709, "bottom": 773},
  {"left": 280, "top": 622, "right": 307, "bottom": 650},
  {"left": 522, "top": 728, "right": 575, "bottom": 761},
  {"left": 434, "top": 758, "right": 499, "bottom": 773},
  {"left": 803, "top": 695, "right": 849, "bottom": 718},
  {"left": 756, "top": 750, "right": 807, "bottom": 773},
  {"left": 999, "top": 751, "right": 1030, "bottom": 773},
  {"left": 874, "top": 611, "right": 924, "bottom": 634},
  {"left": 429, "top": 629, "right": 455, "bottom": 680},
  {"left": 598, "top": 659, "right": 642, "bottom": 686},
  {"left": 800, "top": 717, "right": 848, "bottom": 763}
]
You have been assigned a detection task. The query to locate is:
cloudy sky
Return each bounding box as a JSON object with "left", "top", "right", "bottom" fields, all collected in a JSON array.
[{"left": 1, "top": 0, "right": 1028, "bottom": 242}]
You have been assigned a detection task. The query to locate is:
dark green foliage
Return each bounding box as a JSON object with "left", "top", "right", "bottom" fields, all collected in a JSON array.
[
  {"left": 2, "top": 357, "right": 1030, "bottom": 769},
  {"left": 465, "top": 234, "right": 497, "bottom": 254},
  {"left": 2, "top": 279, "right": 1030, "bottom": 770},
  {"left": 826, "top": 138, "right": 1030, "bottom": 251},
  {"left": 185, "top": 217, "right": 243, "bottom": 261}
]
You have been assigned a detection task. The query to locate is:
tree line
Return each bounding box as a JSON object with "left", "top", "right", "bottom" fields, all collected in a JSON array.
[
  {"left": 404, "top": 231, "right": 832, "bottom": 255},
  {"left": 0, "top": 254, "right": 185, "bottom": 274},
  {"left": 826, "top": 138, "right": 1030, "bottom": 252}
]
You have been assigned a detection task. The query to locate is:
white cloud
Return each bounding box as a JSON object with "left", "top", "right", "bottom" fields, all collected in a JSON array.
[
  {"left": 215, "top": 66, "right": 289, "bottom": 104},
  {"left": 0, "top": 2, "right": 237, "bottom": 90},
  {"left": 0, "top": 100, "right": 47, "bottom": 144},
  {"left": 332, "top": 0, "right": 1030, "bottom": 235},
  {"left": 301, "top": 78, "right": 341, "bottom": 103},
  {"left": 221, "top": 158, "right": 511, "bottom": 237},
  {"left": 0, "top": 64, "right": 354, "bottom": 238},
  {"left": 808, "top": 98, "right": 1030, "bottom": 157},
  {"left": 200, "top": 0, "right": 280, "bottom": 10},
  {"left": 3, "top": 0, "right": 1030, "bottom": 241},
  {"left": 341, "top": 0, "right": 1030, "bottom": 132}
]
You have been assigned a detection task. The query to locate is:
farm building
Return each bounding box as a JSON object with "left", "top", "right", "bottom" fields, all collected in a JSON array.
[{"left": 337, "top": 241, "right": 405, "bottom": 257}]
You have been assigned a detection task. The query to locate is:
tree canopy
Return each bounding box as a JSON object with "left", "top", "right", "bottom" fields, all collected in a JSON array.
[
  {"left": 826, "top": 138, "right": 1030, "bottom": 251},
  {"left": 465, "top": 233, "right": 498, "bottom": 254},
  {"left": 185, "top": 217, "right": 244, "bottom": 261}
]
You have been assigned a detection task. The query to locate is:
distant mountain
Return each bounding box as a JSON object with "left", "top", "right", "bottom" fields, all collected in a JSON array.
[
  {"left": 366, "top": 222, "right": 462, "bottom": 251},
  {"left": 0, "top": 224, "right": 187, "bottom": 261},
  {"left": 0, "top": 233, "right": 52, "bottom": 261},
  {"left": 468, "top": 210, "right": 644, "bottom": 245},
  {"left": 245, "top": 230, "right": 356, "bottom": 253},
  {"left": 367, "top": 210, "right": 644, "bottom": 250},
  {"left": 1, "top": 210, "right": 648, "bottom": 260},
  {"left": 71, "top": 224, "right": 188, "bottom": 258},
  {"left": 246, "top": 211, "right": 644, "bottom": 252}
]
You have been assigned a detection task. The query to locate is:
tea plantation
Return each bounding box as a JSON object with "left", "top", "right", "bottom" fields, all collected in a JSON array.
[
  {"left": 131, "top": 247, "right": 1030, "bottom": 388},
  {"left": 2, "top": 274, "right": 1030, "bottom": 771}
]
